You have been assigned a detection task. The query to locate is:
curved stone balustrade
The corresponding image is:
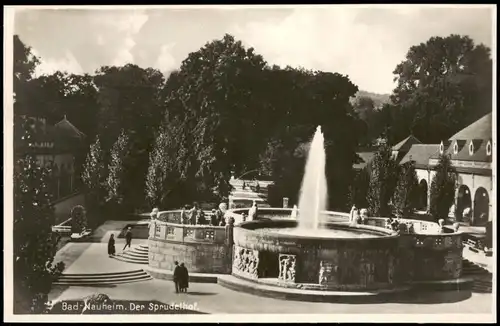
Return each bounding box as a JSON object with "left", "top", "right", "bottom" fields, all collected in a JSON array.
[{"left": 148, "top": 219, "right": 233, "bottom": 274}]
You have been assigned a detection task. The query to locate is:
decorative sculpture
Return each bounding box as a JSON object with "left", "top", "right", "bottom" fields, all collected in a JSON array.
[
  {"left": 232, "top": 246, "right": 259, "bottom": 279},
  {"left": 291, "top": 205, "right": 299, "bottom": 219},
  {"left": 278, "top": 254, "right": 296, "bottom": 282}
]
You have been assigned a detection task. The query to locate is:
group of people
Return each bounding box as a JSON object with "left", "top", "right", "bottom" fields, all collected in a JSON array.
[
  {"left": 173, "top": 261, "right": 190, "bottom": 293},
  {"left": 349, "top": 205, "right": 368, "bottom": 225},
  {"left": 107, "top": 227, "right": 133, "bottom": 257},
  {"left": 179, "top": 202, "right": 227, "bottom": 226}
]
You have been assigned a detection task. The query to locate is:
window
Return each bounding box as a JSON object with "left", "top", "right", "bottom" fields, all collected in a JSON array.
[
  {"left": 486, "top": 141, "right": 492, "bottom": 156},
  {"left": 469, "top": 141, "right": 474, "bottom": 155},
  {"left": 453, "top": 142, "right": 458, "bottom": 155},
  {"left": 184, "top": 229, "right": 194, "bottom": 237},
  {"left": 167, "top": 227, "right": 175, "bottom": 236},
  {"left": 440, "top": 141, "right": 444, "bottom": 154}
]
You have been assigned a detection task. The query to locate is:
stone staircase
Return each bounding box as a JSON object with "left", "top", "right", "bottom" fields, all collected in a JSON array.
[
  {"left": 462, "top": 259, "right": 492, "bottom": 293},
  {"left": 114, "top": 244, "right": 149, "bottom": 265},
  {"left": 53, "top": 269, "right": 152, "bottom": 286}
]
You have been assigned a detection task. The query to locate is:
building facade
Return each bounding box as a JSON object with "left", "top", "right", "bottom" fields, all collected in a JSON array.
[
  {"left": 353, "top": 113, "right": 493, "bottom": 226},
  {"left": 399, "top": 113, "right": 493, "bottom": 226},
  {"left": 15, "top": 116, "right": 86, "bottom": 202}
]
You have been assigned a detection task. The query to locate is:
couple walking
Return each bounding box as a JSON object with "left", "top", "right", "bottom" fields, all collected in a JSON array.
[
  {"left": 173, "top": 261, "right": 189, "bottom": 293},
  {"left": 107, "top": 227, "right": 133, "bottom": 257}
]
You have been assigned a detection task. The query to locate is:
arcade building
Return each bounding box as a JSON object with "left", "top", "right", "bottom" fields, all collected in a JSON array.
[{"left": 355, "top": 113, "right": 493, "bottom": 227}]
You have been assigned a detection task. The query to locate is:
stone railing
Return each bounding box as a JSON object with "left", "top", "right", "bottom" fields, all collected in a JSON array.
[
  {"left": 148, "top": 219, "right": 234, "bottom": 274},
  {"left": 226, "top": 207, "right": 350, "bottom": 225},
  {"left": 51, "top": 217, "right": 73, "bottom": 234},
  {"left": 148, "top": 220, "right": 228, "bottom": 244}
]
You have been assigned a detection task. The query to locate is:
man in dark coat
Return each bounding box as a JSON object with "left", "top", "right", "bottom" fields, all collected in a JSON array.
[
  {"left": 179, "top": 263, "right": 189, "bottom": 293},
  {"left": 123, "top": 227, "right": 133, "bottom": 252},
  {"left": 173, "top": 261, "right": 181, "bottom": 293}
]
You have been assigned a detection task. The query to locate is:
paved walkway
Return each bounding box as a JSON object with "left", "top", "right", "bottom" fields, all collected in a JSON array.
[
  {"left": 57, "top": 243, "right": 147, "bottom": 274},
  {"left": 54, "top": 220, "right": 148, "bottom": 273},
  {"left": 49, "top": 278, "right": 493, "bottom": 314}
]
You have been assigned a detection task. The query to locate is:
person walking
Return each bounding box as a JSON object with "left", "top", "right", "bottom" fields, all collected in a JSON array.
[
  {"left": 108, "top": 234, "right": 116, "bottom": 257},
  {"left": 123, "top": 227, "right": 133, "bottom": 252},
  {"left": 173, "top": 261, "right": 181, "bottom": 293},
  {"left": 179, "top": 263, "right": 189, "bottom": 293}
]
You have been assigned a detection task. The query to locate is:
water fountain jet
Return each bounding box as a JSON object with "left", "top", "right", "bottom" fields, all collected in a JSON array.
[{"left": 297, "top": 125, "right": 328, "bottom": 231}]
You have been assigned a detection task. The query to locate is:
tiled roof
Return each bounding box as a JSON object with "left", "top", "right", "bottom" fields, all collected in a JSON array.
[
  {"left": 392, "top": 135, "right": 422, "bottom": 152},
  {"left": 430, "top": 139, "right": 492, "bottom": 162},
  {"left": 449, "top": 113, "right": 492, "bottom": 141},
  {"left": 400, "top": 144, "right": 440, "bottom": 168},
  {"left": 353, "top": 152, "right": 375, "bottom": 170},
  {"left": 54, "top": 116, "right": 86, "bottom": 139}
]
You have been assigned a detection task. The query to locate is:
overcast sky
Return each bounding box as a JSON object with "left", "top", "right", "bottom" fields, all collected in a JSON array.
[{"left": 13, "top": 5, "right": 494, "bottom": 94}]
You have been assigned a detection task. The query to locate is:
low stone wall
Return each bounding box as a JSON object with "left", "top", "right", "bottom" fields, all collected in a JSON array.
[
  {"left": 233, "top": 219, "right": 400, "bottom": 291},
  {"left": 148, "top": 220, "right": 233, "bottom": 274}
]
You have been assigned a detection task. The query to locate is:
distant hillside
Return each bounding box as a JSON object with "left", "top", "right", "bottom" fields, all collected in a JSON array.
[{"left": 350, "top": 90, "right": 392, "bottom": 109}]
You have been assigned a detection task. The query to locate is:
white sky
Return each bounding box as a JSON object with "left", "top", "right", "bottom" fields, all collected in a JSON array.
[{"left": 13, "top": 5, "right": 495, "bottom": 94}]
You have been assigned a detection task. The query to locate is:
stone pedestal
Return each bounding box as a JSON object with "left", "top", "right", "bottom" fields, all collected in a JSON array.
[{"left": 283, "top": 197, "right": 289, "bottom": 209}]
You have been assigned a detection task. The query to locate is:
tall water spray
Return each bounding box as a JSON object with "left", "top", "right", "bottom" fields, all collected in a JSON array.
[{"left": 297, "top": 126, "right": 328, "bottom": 230}]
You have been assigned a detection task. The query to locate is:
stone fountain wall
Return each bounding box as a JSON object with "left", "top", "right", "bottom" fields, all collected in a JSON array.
[
  {"left": 232, "top": 219, "right": 400, "bottom": 291},
  {"left": 230, "top": 208, "right": 465, "bottom": 290},
  {"left": 148, "top": 216, "right": 234, "bottom": 275}
]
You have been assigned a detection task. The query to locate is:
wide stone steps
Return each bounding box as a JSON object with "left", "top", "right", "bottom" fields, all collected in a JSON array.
[
  {"left": 113, "top": 244, "right": 149, "bottom": 265},
  {"left": 462, "top": 259, "right": 492, "bottom": 293},
  {"left": 54, "top": 269, "right": 152, "bottom": 286}
]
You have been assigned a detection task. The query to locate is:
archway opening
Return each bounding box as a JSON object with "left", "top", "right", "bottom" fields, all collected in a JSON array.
[
  {"left": 417, "top": 179, "right": 428, "bottom": 211},
  {"left": 456, "top": 185, "right": 472, "bottom": 223},
  {"left": 473, "top": 188, "right": 489, "bottom": 226}
]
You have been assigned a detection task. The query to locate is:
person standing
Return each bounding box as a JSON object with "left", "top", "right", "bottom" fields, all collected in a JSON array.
[
  {"left": 210, "top": 209, "right": 218, "bottom": 226},
  {"left": 248, "top": 201, "right": 258, "bottom": 221},
  {"left": 179, "top": 263, "right": 189, "bottom": 293},
  {"left": 108, "top": 234, "right": 116, "bottom": 257},
  {"left": 197, "top": 207, "right": 207, "bottom": 225},
  {"left": 173, "top": 261, "right": 181, "bottom": 293},
  {"left": 189, "top": 203, "right": 198, "bottom": 225},
  {"left": 123, "top": 227, "right": 133, "bottom": 252}
]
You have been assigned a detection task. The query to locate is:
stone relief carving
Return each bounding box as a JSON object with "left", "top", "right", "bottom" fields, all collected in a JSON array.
[
  {"left": 443, "top": 254, "right": 462, "bottom": 278},
  {"left": 232, "top": 246, "right": 259, "bottom": 279},
  {"left": 278, "top": 254, "right": 296, "bottom": 283},
  {"left": 318, "top": 261, "right": 338, "bottom": 285}
]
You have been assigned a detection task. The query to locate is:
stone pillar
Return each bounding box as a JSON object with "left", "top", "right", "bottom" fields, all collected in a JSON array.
[
  {"left": 283, "top": 197, "right": 289, "bottom": 209},
  {"left": 225, "top": 217, "right": 235, "bottom": 246}
]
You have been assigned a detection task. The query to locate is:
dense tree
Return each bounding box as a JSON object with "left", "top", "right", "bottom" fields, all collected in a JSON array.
[
  {"left": 367, "top": 144, "right": 400, "bottom": 216},
  {"left": 94, "top": 65, "right": 166, "bottom": 210},
  {"left": 348, "top": 167, "right": 370, "bottom": 208},
  {"left": 81, "top": 136, "right": 107, "bottom": 226},
  {"left": 13, "top": 35, "right": 40, "bottom": 100},
  {"left": 429, "top": 154, "right": 457, "bottom": 221},
  {"left": 158, "top": 34, "right": 268, "bottom": 202},
  {"left": 392, "top": 160, "right": 419, "bottom": 218},
  {"left": 106, "top": 130, "right": 130, "bottom": 206},
  {"left": 14, "top": 117, "right": 64, "bottom": 314},
  {"left": 145, "top": 118, "right": 187, "bottom": 208},
  {"left": 388, "top": 34, "right": 492, "bottom": 144}
]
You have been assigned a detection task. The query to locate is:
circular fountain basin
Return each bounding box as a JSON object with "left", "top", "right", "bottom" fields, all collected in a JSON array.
[
  {"left": 232, "top": 219, "right": 402, "bottom": 291},
  {"left": 256, "top": 226, "right": 387, "bottom": 239}
]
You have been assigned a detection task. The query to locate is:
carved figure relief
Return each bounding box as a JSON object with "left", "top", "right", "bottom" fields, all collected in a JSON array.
[
  {"left": 278, "top": 254, "right": 296, "bottom": 283},
  {"left": 318, "top": 260, "right": 339, "bottom": 285},
  {"left": 232, "top": 245, "right": 259, "bottom": 279}
]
